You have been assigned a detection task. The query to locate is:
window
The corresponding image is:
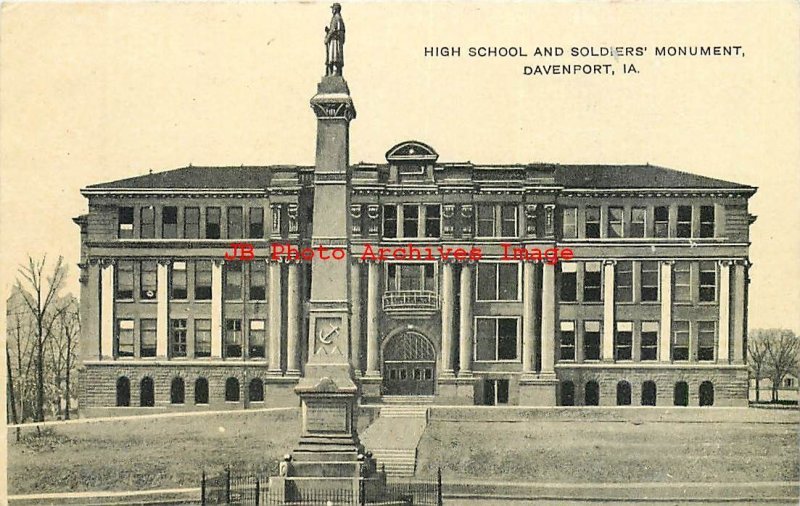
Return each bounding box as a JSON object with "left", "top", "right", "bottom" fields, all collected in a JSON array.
[
  {"left": 642, "top": 381, "right": 657, "bottom": 406},
  {"left": 674, "top": 261, "right": 691, "bottom": 303},
  {"left": 585, "top": 381, "right": 600, "bottom": 406},
  {"left": 195, "top": 319, "right": 211, "bottom": 358},
  {"left": 170, "top": 378, "right": 185, "bottom": 404},
  {"left": 140, "top": 206, "right": 155, "bottom": 239},
  {"left": 184, "top": 207, "right": 200, "bottom": 239},
  {"left": 676, "top": 205, "right": 692, "bottom": 238},
  {"left": 118, "top": 207, "right": 134, "bottom": 239},
  {"left": 584, "top": 262, "right": 601, "bottom": 302},
  {"left": 162, "top": 206, "right": 178, "bottom": 238},
  {"left": 654, "top": 206, "right": 669, "bottom": 238},
  {"left": 630, "top": 207, "right": 646, "bottom": 238},
  {"left": 615, "top": 321, "right": 633, "bottom": 361},
  {"left": 475, "top": 317, "right": 519, "bottom": 361},
  {"left": 784, "top": 378, "right": 795, "bottom": 388},
  {"left": 116, "top": 319, "right": 134, "bottom": 358},
  {"left": 559, "top": 321, "right": 575, "bottom": 361},
  {"left": 483, "top": 379, "right": 510, "bottom": 405},
  {"left": 224, "top": 262, "right": 243, "bottom": 300},
  {"left": 206, "top": 207, "right": 221, "bottom": 239},
  {"left": 561, "top": 381, "right": 575, "bottom": 406},
  {"left": 674, "top": 381, "right": 689, "bottom": 406},
  {"left": 476, "top": 205, "right": 517, "bottom": 237},
  {"left": 672, "top": 320, "right": 690, "bottom": 361},
  {"left": 195, "top": 378, "right": 209, "bottom": 404},
  {"left": 116, "top": 377, "right": 130, "bottom": 407},
  {"left": 249, "top": 320, "right": 266, "bottom": 358},
  {"left": 195, "top": 261, "right": 212, "bottom": 300},
  {"left": 171, "top": 261, "right": 187, "bottom": 300},
  {"left": 559, "top": 263, "right": 577, "bottom": 302},
  {"left": 116, "top": 261, "right": 134, "bottom": 300},
  {"left": 386, "top": 263, "right": 435, "bottom": 292},
  {"left": 584, "top": 321, "right": 601, "bottom": 360},
  {"left": 616, "top": 381, "right": 632, "bottom": 406},
  {"left": 500, "top": 205, "right": 517, "bottom": 237},
  {"left": 476, "top": 205, "right": 495, "bottom": 237},
  {"left": 225, "top": 319, "right": 242, "bottom": 358},
  {"left": 698, "top": 321, "right": 715, "bottom": 361},
  {"left": 608, "top": 206, "right": 624, "bottom": 238},
  {"left": 425, "top": 204, "right": 441, "bottom": 238},
  {"left": 227, "top": 207, "right": 243, "bottom": 239},
  {"left": 225, "top": 377, "right": 240, "bottom": 402},
  {"left": 403, "top": 205, "right": 419, "bottom": 237},
  {"left": 641, "top": 261, "right": 659, "bottom": 302},
  {"left": 140, "top": 261, "right": 157, "bottom": 300},
  {"left": 641, "top": 322, "right": 659, "bottom": 361},
  {"left": 249, "top": 262, "right": 267, "bottom": 300},
  {"left": 249, "top": 207, "right": 264, "bottom": 238},
  {"left": 249, "top": 379, "right": 264, "bottom": 402},
  {"left": 140, "top": 319, "right": 157, "bottom": 357},
  {"left": 171, "top": 319, "right": 187, "bottom": 358},
  {"left": 140, "top": 377, "right": 155, "bottom": 407},
  {"left": 585, "top": 206, "right": 601, "bottom": 238},
  {"left": 699, "top": 261, "right": 716, "bottom": 302},
  {"left": 562, "top": 207, "right": 577, "bottom": 239},
  {"left": 383, "top": 205, "right": 397, "bottom": 238},
  {"left": 699, "top": 206, "right": 715, "bottom": 238},
  {"left": 476, "top": 263, "right": 519, "bottom": 301},
  {"left": 614, "top": 261, "right": 633, "bottom": 303},
  {"left": 699, "top": 381, "right": 714, "bottom": 406}
]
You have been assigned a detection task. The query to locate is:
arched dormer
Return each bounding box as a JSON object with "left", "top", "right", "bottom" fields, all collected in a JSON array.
[{"left": 385, "top": 141, "right": 438, "bottom": 183}]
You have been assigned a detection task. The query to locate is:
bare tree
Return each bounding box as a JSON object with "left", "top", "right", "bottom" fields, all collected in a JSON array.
[
  {"left": 763, "top": 329, "right": 800, "bottom": 402},
  {"left": 47, "top": 296, "right": 80, "bottom": 419},
  {"left": 748, "top": 329, "right": 770, "bottom": 402},
  {"left": 14, "top": 255, "right": 68, "bottom": 422}
]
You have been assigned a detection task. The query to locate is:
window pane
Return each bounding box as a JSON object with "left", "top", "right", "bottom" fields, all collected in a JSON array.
[
  {"left": 117, "top": 319, "right": 134, "bottom": 357},
  {"left": 641, "top": 321, "right": 659, "bottom": 361},
  {"left": 224, "top": 262, "right": 243, "bottom": 300},
  {"left": 630, "top": 207, "right": 646, "bottom": 238},
  {"left": 140, "top": 319, "right": 157, "bottom": 357},
  {"left": 140, "top": 206, "right": 155, "bottom": 238},
  {"left": 698, "top": 321, "right": 715, "bottom": 361},
  {"left": 608, "top": 207, "right": 624, "bottom": 238},
  {"left": 497, "top": 318, "right": 518, "bottom": 360},
  {"left": 403, "top": 205, "right": 419, "bottom": 237},
  {"left": 699, "top": 261, "right": 716, "bottom": 302},
  {"left": 206, "top": 207, "right": 221, "bottom": 239},
  {"left": 476, "top": 205, "right": 494, "bottom": 237},
  {"left": 562, "top": 207, "right": 577, "bottom": 239},
  {"left": 195, "top": 319, "right": 211, "bottom": 358},
  {"left": 674, "top": 262, "right": 691, "bottom": 302},
  {"left": 615, "top": 321, "right": 633, "bottom": 361},
  {"left": 614, "top": 261, "right": 633, "bottom": 303},
  {"left": 184, "top": 207, "right": 200, "bottom": 239},
  {"left": 249, "top": 320, "right": 266, "bottom": 358},
  {"left": 383, "top": 205, "right": 397, "bottom": 238},
  {"left": 249, "top": 262, "right": 266, "bottom": 300},
  {"left": 676, "top": 206, "right": 692, "bottom": 238},
  {"left": 641, "top": 261, "right": 659, "bottom": 302},
  {"left": 500, "top": 205, "right": 517, "bottom": 237},
  {"left": 584, "top": 322, "right": 601, "bottom": 360},
  {"left": 249, "top": 207, "right": 264, "bottom": 239},
  {"left": 225, "top": 319, "right": 242, "bottom": 358},
  {"left": 227, "top": 207, "right": 243, "bottom": 239},
  {"left": 654, "top": 206, "right": 669, "bottom": 238},
  {"left": 585, "top": 206, "right": 601, "bottom": 238},
  {"left": 118, "top": 207, "right": 134, "bottom": 239},
  {"left": 425, "top": 204, "right": 440, "bottom": 238},
  {"left": 116, "top": 261, "right": 134, "bottom": 300},
  {"left": 584, "top": 262, "right": 602, "bottom": 302},
  {"left": 475, "top": 319, "right": 495, "bottom": 361},
  {"left": 140, "top": 261, "right": 157, "bottom": 300},
  {"left": 560, "top": 263, "right": 577, "bottom": 302},
  {"left": 699, "top": 205, "right": 715, "bottom": 238},
  {"left": 476, "top": 264, "right": 497, "bottom": 300},
  {"left": 672, "top": 320, "right": 690, "bottom": 361},
  {"left": 560, "top": 321, "right": 575, "bottom": 361},
  {"left": 171, "top": 319, "right": 187, "bottom": 357},
  {"left": 162, "top": 206, "right": 178, "bottom": 238},
  {"left": 171, "top": 261, "right": 187, "bottom": 299},
  {"left": 195, "top": 261, "right": 212, "bottom": 300},
  {"left": 497, "top": 264, "right": 518, "bottom": 300}
]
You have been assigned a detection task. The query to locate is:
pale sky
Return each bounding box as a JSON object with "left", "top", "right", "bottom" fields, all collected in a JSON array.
[{"left": 1, "top": 1, "right": 798, "bottom": 332}]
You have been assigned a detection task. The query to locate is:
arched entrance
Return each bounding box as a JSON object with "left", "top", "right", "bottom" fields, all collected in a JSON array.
[{"left": 382, "top": 331, "right": 436, "bottom": 395}]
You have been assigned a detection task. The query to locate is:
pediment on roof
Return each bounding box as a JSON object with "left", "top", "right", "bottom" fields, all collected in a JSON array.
[{"left": 385, "top": 141, "right": 439, "bottom": 163}]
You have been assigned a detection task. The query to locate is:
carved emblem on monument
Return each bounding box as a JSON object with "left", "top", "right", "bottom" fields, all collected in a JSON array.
[{"left": 314, "top": 317, "right": 344, "bottom": 355}]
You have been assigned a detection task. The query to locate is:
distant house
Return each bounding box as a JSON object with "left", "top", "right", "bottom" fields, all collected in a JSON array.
[{"left": 749, "top": 373, "right": 799, "bottom": 402}]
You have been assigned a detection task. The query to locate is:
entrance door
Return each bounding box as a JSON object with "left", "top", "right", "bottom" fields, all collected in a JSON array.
[{"left": 382, "top": 331, "right": 436, "bottom": 395}]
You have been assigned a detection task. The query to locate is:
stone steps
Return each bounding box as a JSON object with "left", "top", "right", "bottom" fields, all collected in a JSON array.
[
  {"left": 382, "top": 395, "right": 435, "bottom": 404},
  {"left": 379, "top": 405, "right": 429, "bottom": 419},
  {"left": 370, "top": 448, "right": 418, "bottom": 477}
]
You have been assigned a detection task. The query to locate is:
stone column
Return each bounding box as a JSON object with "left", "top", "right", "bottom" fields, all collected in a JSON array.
[
  {"left": 459, "top": 263, "right": 474, "bottom": 376},
  {"left": 100, "top": 262, "right": 114, "bottom": 359},
  {"left": 350, "top": 262, "right": 362, "bottom": 375},
  {"left": 659, "top": 261, "right": 673, "bottom": 362},
  {"left": 522, "top": 261, "right": 536, "bottom": 374},
  {"left": 717, "top": 260, "right": 731, "bottom": 364},
  {"left": 365, "top": 261, "right": 381, "bottom": 376},
  {"left": 540, "top": 262, "right": 555, "bottom": 375},
  {"left": 211, "top": 260, "right": 223, "bottom": 358},
  {"left": 440, "top": 262, "right": 455, "bottom": 377},
  {"left": 602, "top": 260, "right": 615, "bottom": 362},
  {"left": 286, "top": 262, "right": 301, "bottom": 375},
  {"left": 156, "top": 261, "right": 169, "bottom": 358},
  {"left": 269, "top": 260, "right": 283, "bottom": 373},
  {"left": 732, "top": 261, "right": 747, "bottom": 363}
]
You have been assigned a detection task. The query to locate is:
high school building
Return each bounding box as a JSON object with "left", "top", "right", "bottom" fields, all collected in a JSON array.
[{"left": 74, "top": 32, "right": 756, "bottom": 418}]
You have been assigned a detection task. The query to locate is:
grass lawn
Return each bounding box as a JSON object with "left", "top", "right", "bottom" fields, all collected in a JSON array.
[{"left": 416, "top": 409, "right": 800, "bottom": 483}]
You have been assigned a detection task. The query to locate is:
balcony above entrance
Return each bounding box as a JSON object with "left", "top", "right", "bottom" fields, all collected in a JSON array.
[{"left": 382, "top": 290, "right": 440, "bottom": 316}]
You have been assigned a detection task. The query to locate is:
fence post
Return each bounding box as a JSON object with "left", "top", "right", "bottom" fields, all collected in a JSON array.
[
  {"left": 201, "top": 469, "right": 206, "bottom": 506},
  {"left": 437, "top": 467, "right": 443, "bottom": 506},
  {"left": 255, "top": 477, "right": 260, "bottom": 506},
  {"left": 225, "top": 466, "right": 231, "bottom": 504},
  {"left": 360, "top": 477, "right": 366, "bottom": 506}
]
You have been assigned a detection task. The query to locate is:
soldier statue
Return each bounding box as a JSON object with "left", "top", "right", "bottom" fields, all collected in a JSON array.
[{"left": 324, "top": 3, "right": 345, "bottom": 76}]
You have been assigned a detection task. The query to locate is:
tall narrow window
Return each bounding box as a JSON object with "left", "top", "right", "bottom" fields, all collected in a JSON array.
[
  {"left": 608, "top": 207, "right": 624, "bottom": 238},
  {"left": 171, "top": 261, "right": 187, "bottom": 300},
  {"left": 184, "top": 207, "right": 200, "bottom": 239},
  {"left": 697, "top": 321, "right": 716, "bottom": 361},
  {"left": 249, "top": 320, "right": 266, "bottom": 358},
  {"left": 227, "top": 207, "right": 243, "bottom": 239},
  {"left": 403, "top": 205, "right": 419, "bottom": 237},
  {"left": 383, "top": 205, "right": 397, "bottom": 238},
  {"left": 224, "top": 262, "right": 242, "bottom": 300},
  {"left": 676, "top": 205, "right": 692, "bottom": 238},
  {"left": 116, "top": 319, "right": 134, "bottom": 358},
  {"left": 140, "top": 377, "right": 155, "bottom": 407},
  {"left": 615, "top": 321, "right": 633, "bottom": 361},
  {"left": 171, "top": 319, "right": 187, "bottom": 358},
  {"left": 559, "top": 263, "right": 577, "bottom": 302},
  {"left": 559, "top": 321, "right": 575, "bottom": 361},
  {"left": 140, "top": 319, "right": 157, "bottom": 357},
  {"left": 641, "top": 322, "right": 659, "bottom": 361},
  {"left": 585, "top": 206, "right": 601, "bottom": 238},
  {"left": 140, "top": 206, "right": 155, "bottom": 239},
  {"left": 249, "top": 262, "right": 267, "bottom": 300},
  {"left": 118, "top": 207, "right": 134, "bottom": 239},
  {"left": 206, "top": 207, "right": 221, "bottom": 239},
  {"left": 195, "top": 378, "right": 209, "bottom": 404},
  {"left": 654, "top": 206, "right": 669, "bottom": 238},
  {"left": 195, "top": 261, "right": 212, "bottom": 300},
  {"left": 500, "top": 205, "right": 517, "bottom": 237},
  {"left": 225, "top": 377, "right": 240, "bottom": 402},
  {"left": 672, "top": 320, "right": 690, "bottom": 361},
  {"left": 249, "top": 379, "right": 264, "bottom": 402},
  {"left": 248, "top": 207, "right": 264, "bottom": 239},
  {"left": 583, "top": 262, "right": 602, "bottom": 302},
  {"left": 162, "top": 206, "right": 178, "bottom": 238},
  {"left": 584, "top": 321, "right": 601, "bottom": 360},
  {"left": 170, "top": 378, "right": 185, "bottom": 404},
  {"left": 116, "top": 377, "right": 131, "bottom": 407},
  {"left": 614, "top": 261, "right": 633, "bottom": 303},
  {"left": 640, "top": 261, "right": 659, "bottom": 302},
  {"left": 140, "top": 261, "right": 157, "bottom": 300},
  {"left": 475, "top": 317, "right": 519, "bottom": 361},
  {"left": 674, "top": 261, "right": 691, "bottom": 303},
  {"left": 476, "top": 205, "right": 495, "bottom": 237},
  {"left": 116, "top": 261, "right": 134, "bottom": 300},
  {"left": 562, "top": 207, "right": 578, "bottom": 239},
  {"left": 194, "top": 319, "right": 211, "bottom": 358},
  {"left": 225, "top": 319, "right": 242, "bottom": 358},
  {"left": 699, "top": 206, "right": 715, "bottom": 238},
  {"left": 425, "top": 204, "right": 441, "bottom": 238},
  {"left": 630, "top": 207, "right": 646, "bottom": 238},
  {"left": 699, "top": 261, "right": 717, "bottom": 302},
  {"left": 476, "top": 263, "right": 519, "bottom": 301}
]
